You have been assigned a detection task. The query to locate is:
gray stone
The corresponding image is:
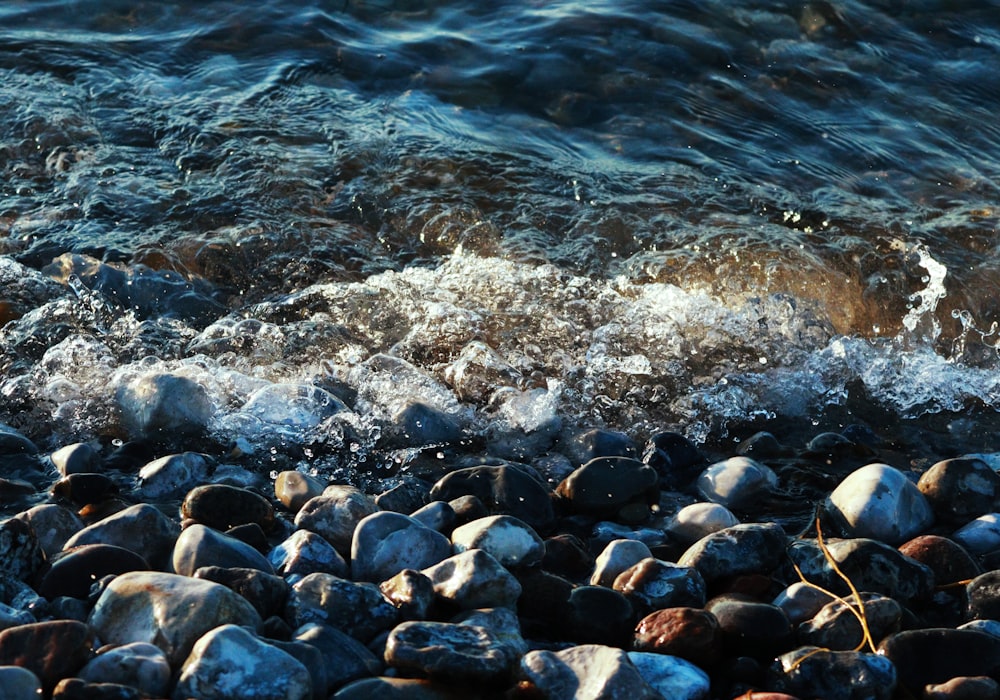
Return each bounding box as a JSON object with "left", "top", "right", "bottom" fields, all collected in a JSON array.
[
  {"left": 0, "top": 518, "right": 44, "bottom": 585},
  {"left": 422, "top": 549, "right": 522, "bottom": 609},
  {"left": 556, "top": 457, "right": 659, "bottom": 518},
  {"left": 351, "top": 511, "right": 452, "bottom": 583},
  {"left": 429, "top": 463, "right": 555, "bottom": 533},
  {"left": 613, "top": 558, "right": 706, "bottom": 615},
  {"left": 63, "top": 503, "right": 180, "bottom": 571},
  {"left": 77, "top": 642, "right": 171, "bottom": 698},
  {"left": 450, "top": 515, "right": 544, "bottom": 568},
  {"left": 0, "top": 665, "right": 42, "bottom": 700},
  {"left": 627, "top": 652, "right": 710, "bottom": 700},
  {"left": 665, "top": 502, "right": 740, "bottom": 546},
  {"left": 0, "top": 602, "right": 35, "bottom": 632},
  {"left": 295, "top": 486, "right": 379, "bottom": 554},
  {"left": 797, "top": 593, "right": 902, "bottom": 650},
  {"left": 174, "top": 624, "right": 311, "bottom": 700},
  {"left": 409, "top": 501, "right": 456, "bottom": 533},
  {"left": 192, "top": 566, "right": 289, "bottom": 621},
  {"left": 385, "top": 621, "right": 520, "bottom": 682},
  {"left": 118, "top": 372, "right": 213, "bottom": 438},
  {"left": 285, "top": 572, "right": 398, "bottom": 643},
  {"left": 917, "top": 457, "right": 1000, "bottom": 525},
  {"left": 88, "top": 571, "right": 262, "bottom": 666},
  {"left": 967, "top": 570, "right": 1000, "bottom": 622},
  {"left": 772, "top": 581, "right": 836, "bottom": 625},
  {"left": 172, "top": 523, "right": 272, "bottom": 577},
  {"left": 696, "top": 456, "right": 777, "bottom": 510},
  {"left": 269, "top": 529, "right": 349, "bottom": 581},
  {"left": 452, "top": 607, "right": 528, "bottom": 657},
  {"left": 13, "top": 503, "right": 83, "bottom": 559},
  {"left": 590, "top": 539, "right": 653, "bottom": 588},
  {"left": 50, "top": 442, "right": 99, "bottom": 475},
  {"left": 878, "top": 628, "right": 1000, "bottom": 697},
  {"left": 825, "top": 463, "right": 934, "bottom": 545},
  {"left": 136, "top": 452, "right": 212, "bottom": 500},
  {"left": 677, "top": 522, "right": 787, "bottom": 583},
  {"left": 952, "top": 513, "right": 1000, "bottom": 555},
  {"left": 520, "top": 644, "right": 661, "bottom": 700},
  {"left": 770, "top": 647, "right": 896, "bottom": 700},
  {"left": 293, "top": 623, "right": 383, "bottom": 694}
]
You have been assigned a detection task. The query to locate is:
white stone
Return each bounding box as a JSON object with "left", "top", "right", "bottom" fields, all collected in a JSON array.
[
  {"left": 351, "top": 511, "right": 452, "bottom": 583},
  {"left": 627, "top": 651, "right": 710, "bottom": 700},
  {"left": 269, "top": 529, "right": 348, "bottom": 581},
  {"left": 422, "top": 549, "right": 521, "bottom": 609},
  {"left": 451, "top": 515, "right": 544, "bottom": 568},
  {"left": 953, "top": 513, "right": 1000, "bottom": 555},
  {"left": 590, "top": 539, "right": 652, "bottom": 587},
  {"left": 696, "top": 456, "right": 777, "bottom": 510},
  {"left": 136, "top": 452, "right": 211, "bottom": 500},
  {"left": 772, "top": 581, "right": 836, "bottom": 625},
  {"left": 666, "top": 502, "right": 740, "bottom": 545},
  {"left": 826, "top": 463, "right": 934, "bottom": 545}
]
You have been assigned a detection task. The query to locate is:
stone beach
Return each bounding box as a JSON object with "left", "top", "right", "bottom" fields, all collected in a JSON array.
[{"left": 1, "top": 418, "right": 1000, "bottom": 700}]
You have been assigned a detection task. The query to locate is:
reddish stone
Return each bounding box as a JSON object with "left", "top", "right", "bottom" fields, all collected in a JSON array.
[
  {"left": 633, "top": 606, "right": 722, "bottom": 667},
  {"left": 0, "top": 620, "right": 94, "bottom": 692},
  {"left": 898, "top": 535, "right": 981, "bottom": 586},
  {"left": 924, "top": 676, "right": 1000, "bottom": 700}
]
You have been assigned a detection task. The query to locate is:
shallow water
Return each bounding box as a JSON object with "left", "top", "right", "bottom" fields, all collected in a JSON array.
[{"left": 2, "top": 0, "right": 1000, "bottom": 487}]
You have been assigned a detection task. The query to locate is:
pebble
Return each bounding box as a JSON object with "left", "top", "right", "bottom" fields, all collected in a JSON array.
[
  {"left": 174, "top": 624, "right": 312, "bottom": 700},
  {"left": 63, "top": 503, "right": 180, "bottom": 570},
  {"left": 269, "top": 528, "right": 349, "bottom": 580},
  {"left": 192, "top": 566, "right": 289, "bottom": 620},
  {"left": 769, "top": 647, "right": 897, "bottom": 700},
  {"left": 454, "top": 607, "right": 528, "bottom": 656},
  {"left": 633, "top": 606, "right": 722, "bottom": 668},
  {"left": 563, "top": 428, "right": 637, "bottom": 466},
  {"left": 612, "top": 558, "right": 707, "bottom": 615},
  {"left": 666, "top": 502, "right": 740, "bottom": 546},
  {"left": 626, "top": 651, "right": 711, "bottom": 700},
  {"left": 706, "top": 597, "right": 794, "bottom": 661},
  {"left": 0, "top": 620, "right": 94, "bottom": 693},
  {"left": 171, "top": 523, "right": 274, "bottom": 576},
  {"left": 966, "top": 569, "right": 1000, "bottom": 621},
  {"left": 771, "top": 581, "right": 836, "bottom": 625},
  {"left": 897, "top": 534, "right": 982, "bottom": 586},
  {"left": 642, "top": 430, "right": 705, "bottom": 489},
  {"left": 12, "top": 503, "right": 84, "bottom": 558},
  {"left": 39, "top": 544, "right": 149, "bottom": 600},
  {"left": 543, "top": 533, "right": 595, "bottom": 580},
  {"left": 824, "top": 463, "right": 934, "bottom": 545},
  {"left": 677, "top": 522, "right": 787, "bottom": 584},
  {"left": 51, "top": 472, "right": 119, "bottom": 507},
  {"left": 50, "top": 442, "right": 99, "bottom": 475},
  {"left": 520, "top": 644, "right": 662, "bottom": 700},
  {"left": 117, "top": 372, "right": 213, "bottom": 438},
  {"left": 274, "top": 471, "right": 326, "bottom": 513},
  {"left": 374, "top": 478, "right": 430, "bottom": 514},
  {"left": 386, "top": 400, "right": 464, "bottom": 447},
  {"left": 135, "top": 452, "right": 212, "bottom": 500},
  {"left": 696, "top": 456, "right": 777, "bottom": 511},
  {"left": 0, "top": 517, "right": 45, "bottom": 585},
  {"left": 384, "top": 620, "right": 520, "bottom": 683},
  {"left": 590, "top": 538, "right": 653, "bottom": 588},
  {"left": 293, "top": 622, "right": 384, "bottom": 694},
  {"left": 0, "top": 665, "right": 43, "bottom": 700},
  {"left": 410, "top": 500, "right": 457, "bottom": 532},
  {"left": 422, "top": 549, "right": 522, "bottom": 609},
  {"left": 285, "top": 572, "right": 398, "bottom": 643},
  {"left": 556, "top": 456, "right": 659, "bottom": 519},
  {"left": 878, "top": 627, "right": 1000, "bottom": 696},
  {"left": 429, "top": 463, "right": 555, "bottom": 532},
  {"left": 77, "top": 642, "right": 171, "bottom": 698},
  {"left": 181, "top": 483, "right": 275, "bottom": 532},
  {"left": 379, "top": 569, "right": 436, "bottom": 621},
  {"left": 796, "top": 592, "right": 902, "bottom": 650},
  {"left": 450, "top": 515, "right": 544, "bottom": 568},
  {"left": 87, "top": 571, "right": 262, "bottom": 666},
  {"left": 564, "top": 585, "right": 635, "bottom": 646},
  {"left": 350, "top": 511, "right": 452, "bottom": 583},
  {"left": 917, "top": 456, "right": 1000, "bottom": 525},
  {"left": 294, "top": 485, "right": 379, "bottom": 554},
  {"left": 331, "top": 676, "right": 469, "bottom": 699},
  {"left": 952, "top": 513, "right": 1000, "bottom": 556},
  {"left": 924, "top": 676, "right": 1000, "bottom": 700}
]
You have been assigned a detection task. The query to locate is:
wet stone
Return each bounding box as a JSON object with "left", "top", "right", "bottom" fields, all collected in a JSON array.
[
  {"left": 193, "top": 566, "right": 289, "bottom": 620},
  {"left": 666, "top": 502, "right": 740, "bottom": 547},
  {"left": 285, "top": 572, "right": 398, "bottom": 643},
  {"left": 409, "top": 500, "right": 457, "bottom": 533},
  {"left": 824, "top": 463, "right": 934, "bottom": 545},
  {"left": 0, "top": 426, "right": 38, "bottom": 455},
  {"left": 50, "top": 442, "right": 99, "bottom": 475},
  {"left": 696, "top": 456, "right": 777, "bottom": 511},
  {"left": 39, "top": 544, "right": 149, "bottom": 600},
  {"left": 135, "top": 452, "right": 212, "bottom": 501},
  {"left": 952, "top": 513, "right": 1000, "bottom": 556},
  {"left": 13, "top": 503, "right": 84, "bottom": 559},
  {"left": 612, "top": 558, "right": 706, "bottom": 616},
  {"left": 374, "top": 478, "right": 430, "bottom": 514},
  {"left": 63, "top": 503, "right": 180, "bottom": 570},
  {"left": 542, "top": 533, "right": 595, "bottom": 581},
  {"left": 642, "top": 431, "right": 705, "bottom": 489},
  {"left": 917, "top": 457, "right": 1000, "bottom": 526},
  {"left": 924, "top": 676, "right": 1000, "bottom": 700},
  {"left": 385, "top": 620, "right": 520, "bottom": 683},
  {"left": 0, "top": 666, "right": 43, "bottom": 700},
  {"left": 520, "top": 644, "right": 661, "bottom": 700},
  {"left": 677, "top": 521, "right": 787, "bottom": 584},
  {"left": 242, "top": 382, "right": 347, "bottom": 430},
  {"left": 556, "top": 456, "right": 659, "bottom": 519},
  {"left": 771, "top": 581, "right": 836, "bottom": 625},
  {"left": 181, "top": 483, "right": 275, "bottom": 532},
  {"left": 386, "top": 400, "right": 464, "bottom": 447},
  {"left": 172, "top": 523, "right": 274, "bottom": 576},
  {"left": 898, "top": 534, "right": 982, "bottom": 586},
  {"left": 769, "top": 647, "right": 897, "bottom": 700},
  {"left": 450, "top": 514, "right": 544, "bottom": 568},
  {"left": 797, "top": 592, "right": 902, "bottom": 650},
  {"left": 0, "top": 620, "right": 94, "bottom": 693},
  {"left": 0, "top": 517, "right": 45, "bottom": 586},
  {"left": 429, "top": 463, "right": 555, "bottom": 533},
  {"left": 633, "top": 606, "right": 722, "bottom": 669},
  {"left": 77, "top": 642, "right": 171, "bottom": 699},
  {"left": 174, "top": 624, "right": 312, "bottom": 700},
  {"left": 565, "top": 585, "right": 635, "bottom": 647},
  {"left": 87, "top": 571, "right": 262, "bottom": 667},
  {"left": 293, "top": 622, "right": 384, "bottom": 695},
  {"left": 51, "top": 678, "right": 146, "bottom": 700},
  {"left": 117, "top": 372, "right": 212, "bottom": 439},
  {"left": 626, "top": 651, "right": 711, "bottom": 700},
  {"left": 707, "top": 597, "right": 794, "bottom": 661},
  {"left": 878, "top": 628, "right": 1000, "bottom": 696},
  {"left": 967, "top": 570, "right": 1000, "bottom": 621},
  {"left": 422, "top": 549, "right": 522, "bottom": 609},
  {"left": 563, "top": 428, "right": 637, "bottom": 467},
  {"left": 51, "top": 472, "right": 118, "bottom": 507},
  {"left": 269, "top": 528, "right": 349, "bottom": 581},
  {"left": 453, "top": 607, "right": 528, "bottom": 657},
  {"left": 331, "top": 676, "right": 469, "bottom": 700},
  {"left": 590, "top": 538, "right": 653, "bottom": 587},
  {"left": 274, "top": 471, "right": 326, "bottom": 514},
  {"left": 379, "top": 569, "right": 436, "bottom": 621},
  {"left": 294, "top": 485, "right": 379, "bottom": 554},
  {"left": 351, "top": 511, "right": 452, "bottom": 583},
  {"left": 516, "top": 569, "right": 574, "bottom": 638}
]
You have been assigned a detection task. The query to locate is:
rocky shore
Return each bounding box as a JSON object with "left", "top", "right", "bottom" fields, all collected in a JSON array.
[{"left": 1, "top": 419, "right": 1000, "bottom": 699}]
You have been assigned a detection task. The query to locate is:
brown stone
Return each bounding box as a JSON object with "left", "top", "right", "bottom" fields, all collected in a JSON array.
[
  {"left": 898, "top": 535, "right": 981, "bottom": 586},
  {"left": 0, "top": 620, "right": 94, "bottom": 692},
  {"left": 633, "top": 606, "right": 722, "bottom": 667}
]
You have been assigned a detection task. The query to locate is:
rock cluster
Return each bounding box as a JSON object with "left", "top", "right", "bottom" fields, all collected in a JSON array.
[{"left": 0, "top": 425, "right": 998, "bottom": 699}]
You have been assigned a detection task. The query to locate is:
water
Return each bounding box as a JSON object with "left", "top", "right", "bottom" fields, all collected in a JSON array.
[{"left": 3, "top": 0, "right": 1000, "bottom": 484}]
